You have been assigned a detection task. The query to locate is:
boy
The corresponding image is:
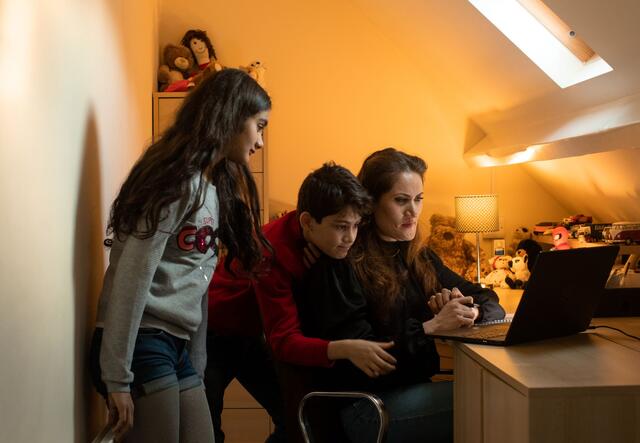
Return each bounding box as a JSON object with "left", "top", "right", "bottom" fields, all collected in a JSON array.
[{"left": 205, "top": 163, "right": 396, "bottom": 442}]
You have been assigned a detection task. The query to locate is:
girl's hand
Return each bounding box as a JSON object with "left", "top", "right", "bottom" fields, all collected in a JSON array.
[{"left": 108, "top": 392, "right": 134, "bottom": 442}]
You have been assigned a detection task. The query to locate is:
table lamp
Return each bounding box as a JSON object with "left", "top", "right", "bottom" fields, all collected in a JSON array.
[{"left": 455, "top": 194, "right": 499, "bottom": 284}]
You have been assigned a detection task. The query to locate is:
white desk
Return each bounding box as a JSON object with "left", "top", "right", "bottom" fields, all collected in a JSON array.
[{"left": 453, "top": 317, "right": 640, "bottom": 443}]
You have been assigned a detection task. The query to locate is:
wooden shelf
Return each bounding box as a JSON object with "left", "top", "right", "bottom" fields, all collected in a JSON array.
[{"left": 535, "top": 235, "right": 640, "bottom": 255}]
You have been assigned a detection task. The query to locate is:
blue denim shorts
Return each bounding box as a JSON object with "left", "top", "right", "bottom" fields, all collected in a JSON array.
[{"left": 90, "top": 327, "right": 201, "bottom": 399}]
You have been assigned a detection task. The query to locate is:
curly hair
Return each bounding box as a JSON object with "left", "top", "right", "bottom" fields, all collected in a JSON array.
[
  {"left": 349, "top": 148, "right": 439, "bottom": 321},
  {"left": 108, "top": 68, "right": 271, "bottom": 272}
]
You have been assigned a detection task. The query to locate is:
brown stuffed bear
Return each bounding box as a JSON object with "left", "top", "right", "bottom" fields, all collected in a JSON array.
[
  {"left": 158, "top": 44, "right": 197, "bottom": 92},
  {"left": 426, "top": 213, "right": 490, "bottom": 282}
]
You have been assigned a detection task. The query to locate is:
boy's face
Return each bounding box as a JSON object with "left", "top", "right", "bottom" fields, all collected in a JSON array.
[{"left": 301, "top": 206, "right": 361, "bottom": 259}]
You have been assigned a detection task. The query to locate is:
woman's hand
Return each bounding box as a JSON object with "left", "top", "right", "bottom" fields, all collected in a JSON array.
[
  {"left": 108, "top": 392, "right": 134, "bottom": 442},
  {"left": 328, "top": 339, "right": 397, "bottom": 378},
  {"left": 428, "top": 287, "right": 464, "bottom": 314},
  {"left": 423, "top": 296, "right": 476, "bottom": 333}
]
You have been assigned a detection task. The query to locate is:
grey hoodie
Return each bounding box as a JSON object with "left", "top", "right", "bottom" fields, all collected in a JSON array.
[{"left": 96, "top": 175, "right": 219, "bottom": 393}]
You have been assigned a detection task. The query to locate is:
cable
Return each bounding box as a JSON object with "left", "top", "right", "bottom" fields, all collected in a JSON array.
[{"left": 587, "top": 325, "right": 640, "bottom": 341}]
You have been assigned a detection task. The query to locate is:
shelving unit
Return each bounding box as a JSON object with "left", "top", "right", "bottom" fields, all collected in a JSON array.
[
  {"left": 535, "top": 235, "right": 640, "bottom": 255},
  {"left": 152, "top": 92, "right": 269, "bottom": 225}
]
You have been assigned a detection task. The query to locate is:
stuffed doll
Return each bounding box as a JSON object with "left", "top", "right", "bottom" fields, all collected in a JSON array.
[
  {"left": 505, "top": 254, "right": 530, "bottom": 289},
  {"left": 515, "top": 238, "right": 542, "bottom": 271},
  {"left": 551, "top": 226, "right": 571, "bottom": 250},
  {"left": 181, "top": 29, "right": 223, "bottom": 73},
  {"left": 483, "top": 255, "right": 516, "bottom": 289},
  {"left": 426, "top": 213, "right": 490, "bottom": 282},
  {"left": 158, "top": 44, "right": 197, "bottom": 92}
]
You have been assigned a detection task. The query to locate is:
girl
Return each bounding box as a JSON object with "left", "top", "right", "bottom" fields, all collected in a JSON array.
[
  {"left": 302, "top": 148, "right": 505, "bottom": 442},
  {"left": 90, "top": 68, "right": 271, "bottom": 442}
]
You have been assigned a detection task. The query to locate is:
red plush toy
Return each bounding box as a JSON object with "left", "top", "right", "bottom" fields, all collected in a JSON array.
[{"left": 551, "top": 226, "right": 571, "bottom": 250}]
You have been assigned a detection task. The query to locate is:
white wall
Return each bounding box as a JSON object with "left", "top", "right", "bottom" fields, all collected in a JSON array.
[{"left": 0, "top": 1, "right": 156, "bottom": 441}]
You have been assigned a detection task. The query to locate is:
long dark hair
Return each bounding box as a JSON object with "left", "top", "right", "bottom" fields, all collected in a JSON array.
[
  {"left": 350, "top": 148, "right": 439, "bottom": 319},
  {"left": 108, "top": 68, "right": 271, "bottom": 271}
]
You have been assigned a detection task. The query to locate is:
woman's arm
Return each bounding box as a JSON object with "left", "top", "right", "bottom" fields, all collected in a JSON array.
[{"left": 424, "top": 248, "right": 505, "bottom": 322}]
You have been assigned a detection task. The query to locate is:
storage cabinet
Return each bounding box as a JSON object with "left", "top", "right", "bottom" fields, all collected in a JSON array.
[
  {"left": 152, "top": 92, "right": 269, "bottom": 224},
  {"left": 152, "top": 92, "right": 271, "bottom": 442}
]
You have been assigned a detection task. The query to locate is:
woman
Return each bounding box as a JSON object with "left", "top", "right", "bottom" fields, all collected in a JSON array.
[
  {"left": 89, "top": 68, "right": 271, "bottom": 442},
  {"left": 302, "top": 148, "right": 505, "bottom": 443}
]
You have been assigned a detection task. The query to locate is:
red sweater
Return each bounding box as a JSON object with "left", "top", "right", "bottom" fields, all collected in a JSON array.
[{"left": 208, "top": 211, "right": 331, "bottom": 367}]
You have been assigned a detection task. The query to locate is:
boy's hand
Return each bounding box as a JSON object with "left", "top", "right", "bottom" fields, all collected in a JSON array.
[{"left": 328, "top": 339, "right": 397, "bottom": 378}]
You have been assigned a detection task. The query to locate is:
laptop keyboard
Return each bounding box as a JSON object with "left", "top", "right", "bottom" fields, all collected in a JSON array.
[{"left": 463, "top": 322, "right": 511, "bottom": 339}]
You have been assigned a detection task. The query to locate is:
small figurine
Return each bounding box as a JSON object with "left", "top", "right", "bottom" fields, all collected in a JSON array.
[
  {"left": 551, "top": 226, "right": 571, "bottom": 250},
  {"left": 247, "top": 60, "right": 266, "bottom": 89}
]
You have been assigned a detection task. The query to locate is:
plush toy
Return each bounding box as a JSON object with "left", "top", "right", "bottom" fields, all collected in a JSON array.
[
  {"left": 181, "top": 29, "right": 223, "bottom": 74},
  {"left": 245, "top": 60, "right": 266, "bottom": 89},
  {"left": 505, "top": 254, "right": 530, "bottom": 289},
  {"left": 426, "top": 214, "right": 490, "bottom": 282},
  {"left": 483, "top": 255, "right": 516, "bottom": 289},
  {"left": 158, "top": 44, "right": 197, "bottom": 92},
  {"left": 507, "top": 226, "right": 532, "bottom": 256},
  {"left": 514, "top": 238, "right": 542, "bottom": 272},
  {"left": 551, "top": 226, "right": 571, "bottom": 250}
]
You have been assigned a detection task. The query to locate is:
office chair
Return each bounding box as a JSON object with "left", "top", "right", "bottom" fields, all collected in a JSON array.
[{"left": 298, "top": 391, "right": 388, "bottom": 443}]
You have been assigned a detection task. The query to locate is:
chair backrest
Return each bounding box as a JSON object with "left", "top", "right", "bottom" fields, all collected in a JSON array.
[
  {"left": 299, "top": 391, "right": 388, "bottom": 443},
  {"left": 275, "top": 361, "right": 388, "bottom": 443}
]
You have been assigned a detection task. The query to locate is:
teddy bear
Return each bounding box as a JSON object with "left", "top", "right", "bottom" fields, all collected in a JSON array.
[
  {"left": 245, "top": 60, "right": 266, "bottom": 89},
  {"left": 158, "top": 44, "right": 197, "bottom": 92},
  {"left": 505, "top": 254, "right": 530, "bottom": 289},
  {"left": 507, "top": 226, "right": 532, "bottom": 256},
  {"left": 483, "top": 255, "right": 516, "bottom": 288},
  {"left": 426, "top": 213, "right": 490, "bottom": 282}
]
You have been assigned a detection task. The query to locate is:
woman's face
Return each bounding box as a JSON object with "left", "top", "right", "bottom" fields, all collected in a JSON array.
[
  {"left": 374, "top": 171, "right": 424, "bottom": 242},
  {"left": 225, "top": 110, "right": 269, "bottom": 166}
]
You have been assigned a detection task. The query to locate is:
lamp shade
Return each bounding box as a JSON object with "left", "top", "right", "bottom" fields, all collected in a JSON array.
[{"left": 455, "top": 194, "right": 499, "bottom": 233}]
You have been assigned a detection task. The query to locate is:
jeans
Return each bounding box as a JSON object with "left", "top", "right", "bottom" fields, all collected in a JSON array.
[
  {"left": 340, "top": 381, "right": 453, "bottom": 443},
  {"left": 204, "top": 332, "right": 286, "bottom": 443},
  {"left": 89, "top": 328, "right": 201, "bottom": 399}
]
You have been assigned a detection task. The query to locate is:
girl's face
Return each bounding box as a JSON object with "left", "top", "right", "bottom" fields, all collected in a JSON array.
[
  {"left": 225, "top": 110, "right": 269, "bottom": 166},
  {"left": 374, "top": 171, "right": 424, "bottom": 242}
]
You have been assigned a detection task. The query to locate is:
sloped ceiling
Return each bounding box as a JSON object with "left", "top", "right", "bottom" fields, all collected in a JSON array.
[{"left": 350, "top": 0, "right": 640, "bottom": 222}]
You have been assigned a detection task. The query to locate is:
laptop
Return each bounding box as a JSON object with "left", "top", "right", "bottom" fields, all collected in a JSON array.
[{"left": 427, "top": 245, "right": 619, "bottom": 346}]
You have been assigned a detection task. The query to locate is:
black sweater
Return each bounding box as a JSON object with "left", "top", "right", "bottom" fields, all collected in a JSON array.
[{"left": 295, "top": 242, "right": 505, "bottom": 392}]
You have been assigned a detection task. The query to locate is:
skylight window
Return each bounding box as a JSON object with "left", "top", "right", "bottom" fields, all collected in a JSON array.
[{"left": 469, "top": 0, "right": 613, "bottom": 88}]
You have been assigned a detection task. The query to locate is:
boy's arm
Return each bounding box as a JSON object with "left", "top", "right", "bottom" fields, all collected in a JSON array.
[{"left": 254, "top": 261, "right": 333, "bottom": 367}]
